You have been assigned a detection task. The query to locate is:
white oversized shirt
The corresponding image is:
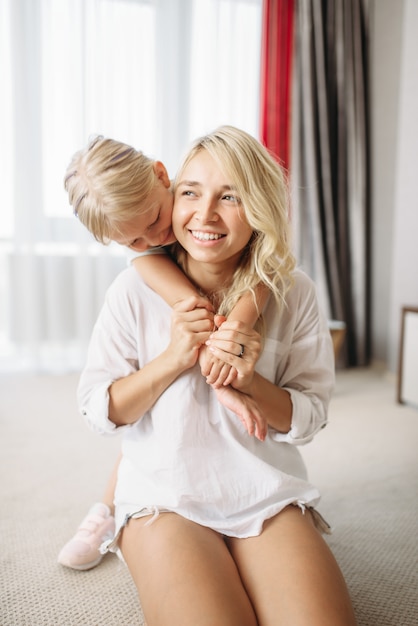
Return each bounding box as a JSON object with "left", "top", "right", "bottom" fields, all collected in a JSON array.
[{"left": 78, "top": 266, "right": 335, "bottom": 538}]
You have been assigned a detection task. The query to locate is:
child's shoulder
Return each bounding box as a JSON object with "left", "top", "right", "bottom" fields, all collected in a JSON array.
[{"left": 126, "top": 246, "right": 169, "bottom": 264}]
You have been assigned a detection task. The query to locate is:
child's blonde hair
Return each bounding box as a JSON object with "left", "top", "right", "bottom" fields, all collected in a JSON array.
[
  {"left": 173, "top": 125, "right": 296, "bottom": 315},
  {"left": 64, "top": 136, "right": 156, "bottom": 244}
]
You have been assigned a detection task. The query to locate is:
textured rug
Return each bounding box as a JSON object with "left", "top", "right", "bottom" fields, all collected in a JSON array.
[{"left": 1, "top": 367, "right": 417, "bottom": 625}]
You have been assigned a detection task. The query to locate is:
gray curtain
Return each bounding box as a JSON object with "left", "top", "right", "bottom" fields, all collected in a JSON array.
[{"left": 291, "top": 0, "right": 371, "bottom": 367}]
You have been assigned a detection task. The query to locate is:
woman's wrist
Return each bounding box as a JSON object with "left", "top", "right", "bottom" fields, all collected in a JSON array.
[{"left": 233, "top": 371, "right": 257, "bottom": 397}]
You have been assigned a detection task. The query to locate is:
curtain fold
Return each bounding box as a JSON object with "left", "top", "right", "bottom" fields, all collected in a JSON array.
[
  {"left": 291, "top": 0, "right": 371, "bottom": 367},
  {"left": 260, "top": 0, "right": 295, "bottom": 170}
]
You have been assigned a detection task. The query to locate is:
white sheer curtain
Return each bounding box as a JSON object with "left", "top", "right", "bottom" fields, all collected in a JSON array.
[{"left": 0, "top": 0, "right": 262, "bottom": 373}]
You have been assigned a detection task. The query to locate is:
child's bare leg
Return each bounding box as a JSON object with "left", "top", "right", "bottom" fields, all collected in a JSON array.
[
  {"left": 101, "top": 451, "right": 122, "bottom": 514},
  {"left": 57, "top": 452, "right": 121, "bottom": 570},
  {"left": 226, "top": 505, "right": 357, "bottom": 626}
]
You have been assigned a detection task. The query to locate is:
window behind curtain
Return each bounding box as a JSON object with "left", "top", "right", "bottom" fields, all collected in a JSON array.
[
  {"left": 0, "top": 0, "right": 14, "bottom": 239},
  {"left": 0, "top": 0, "right": 262, "bottom": 371},
  {"left": 41, "top": 0, "right": 158, "bottom": 220}
]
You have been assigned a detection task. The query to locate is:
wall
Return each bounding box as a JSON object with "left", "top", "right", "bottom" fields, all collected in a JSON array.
[{"left": 371, "top": 0, "right": 418, "bottom": 372}]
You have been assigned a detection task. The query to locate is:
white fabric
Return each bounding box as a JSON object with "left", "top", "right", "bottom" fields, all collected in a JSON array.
[
  {"left": 78, "top": 266, "right": 335, "bottom": 538},
  {"left": 124, "top": 245, "right": 168, "bottom": 266}
]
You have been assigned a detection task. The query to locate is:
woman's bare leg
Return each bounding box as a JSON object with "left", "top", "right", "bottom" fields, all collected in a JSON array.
[
  {"left": 226, "top": 506, "right": 357, "bottom": 626},
  {"left": 119, "top": 513, "right": 258, "bottom": 626}
]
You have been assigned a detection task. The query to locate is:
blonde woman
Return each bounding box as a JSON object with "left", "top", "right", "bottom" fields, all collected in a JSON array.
[{"left": 76, "top": 126, "right": 357, "bottom": 625}]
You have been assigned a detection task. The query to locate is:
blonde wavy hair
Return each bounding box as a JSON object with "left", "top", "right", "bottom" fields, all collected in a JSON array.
[
  {"left": 173, "top": 125, "right": 296, "bottom": 316},
  {"left": 64, "top": 136, "right": 156, "bottom": 243}
]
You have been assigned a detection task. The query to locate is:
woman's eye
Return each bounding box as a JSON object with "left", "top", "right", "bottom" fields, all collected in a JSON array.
[
  {"left": 182, "top": 190, "right": 195, "bottom": 197},
  {"left": 223, "top": 194, "right": 239, "bottom": 203}
]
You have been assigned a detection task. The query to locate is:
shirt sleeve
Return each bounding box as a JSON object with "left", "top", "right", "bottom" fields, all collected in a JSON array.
[
  {"left": 77, "top": 268, "right": 141, "bottom": 436},
  {"left": 269, "top": 271, "right": 335, "bottom": 445}
]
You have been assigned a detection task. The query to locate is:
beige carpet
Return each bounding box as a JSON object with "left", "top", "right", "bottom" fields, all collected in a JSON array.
[{"left": 1, "top": 366, "right": 417, "bottom": 625}]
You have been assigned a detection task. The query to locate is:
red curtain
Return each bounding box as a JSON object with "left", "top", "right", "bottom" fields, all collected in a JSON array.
[{"left": 259, "top": 0, "right": 295, "bottom": 171}]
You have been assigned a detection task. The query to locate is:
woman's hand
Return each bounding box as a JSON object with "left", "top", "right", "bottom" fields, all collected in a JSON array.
[
  {"left": 214, "top": 386, "right": 267, "bottom": 441},
  {"left": 205, "top": 319, "right": 262, "bottom": 393},
  {"left": 168, "top": 297, "right": 215, "bottom": 373},
  {"left": 108, "top": 296, "right": 214, "bottom": 427}
]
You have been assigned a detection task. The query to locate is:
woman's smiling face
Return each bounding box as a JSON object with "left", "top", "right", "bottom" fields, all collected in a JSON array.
[{"left": 173, "top": 150, "right": 253, "bottom": 270}]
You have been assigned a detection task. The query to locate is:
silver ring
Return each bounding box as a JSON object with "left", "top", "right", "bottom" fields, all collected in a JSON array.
[{"left": 238, "top": 344, "right": 245, "bottom": 358}]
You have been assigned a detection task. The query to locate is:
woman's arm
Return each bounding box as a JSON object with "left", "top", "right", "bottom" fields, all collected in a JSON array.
[
  {"left": 206, "top": 272, "right": 335, "bottom": 443},
  {"left": 206, "top": 321, "right": 292, "bottom": 434},
  {"left": 241, "top": 373, "right": 293, "bottom": 433},
  {"left": 108, "top": 298, "right": 214, "bottom": 426},
  {"left": 78, "top": 268, "right": 214, "bottom": 433}
]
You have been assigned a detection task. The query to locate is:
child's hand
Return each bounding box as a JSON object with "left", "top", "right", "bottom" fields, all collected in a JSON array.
[
  {"left": 214, "top": 386, "right": 267, "bottom": 441},
  {"left": 172, "top": 294, "right": 214, "bottom": 314},
  {"left": 198, "top": 345, "right": 237, "bottom": 388}
]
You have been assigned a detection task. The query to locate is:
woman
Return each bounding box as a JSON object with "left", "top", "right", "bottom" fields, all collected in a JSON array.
[{"left": 78, "top": 126, "right": 357, "bottom": 625}]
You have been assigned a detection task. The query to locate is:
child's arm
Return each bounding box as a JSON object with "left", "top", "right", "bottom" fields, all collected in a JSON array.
[
  {"left": 133, "top": 251, "right": 269, "bottom": 389},
  {"left": 227, "top": 283, "right": 269, "bottom": 326},
  {"left": 131, "top": 253, "right": 213, "bottom": 311}
]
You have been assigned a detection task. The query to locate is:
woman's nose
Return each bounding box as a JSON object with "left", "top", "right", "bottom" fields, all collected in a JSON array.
[{"left": 197, "top": 197, "right": 219, "bottom": 222}]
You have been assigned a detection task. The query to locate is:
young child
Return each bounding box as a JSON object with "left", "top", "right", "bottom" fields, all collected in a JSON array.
[{"left": 59, "top": 135, "right": 268, "bottom": 570}]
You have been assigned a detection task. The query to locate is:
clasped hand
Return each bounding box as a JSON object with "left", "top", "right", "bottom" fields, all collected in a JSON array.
[
  {"left": 204, "top": 318, "right": 266, "bottom": 441},
  {"left": 169, "top": 299, "right": 266, "bottom": 441},
  {"left": 204, "top": 316, "right": 262, "bottom": 393}
]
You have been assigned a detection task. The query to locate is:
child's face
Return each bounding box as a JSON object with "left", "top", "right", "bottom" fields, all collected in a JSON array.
[
  {"left": 112, "top": 163, "right": 175, "bottom": 252},
  {"left": 173, "top": 150, "right": 253, "bottom": 267}
]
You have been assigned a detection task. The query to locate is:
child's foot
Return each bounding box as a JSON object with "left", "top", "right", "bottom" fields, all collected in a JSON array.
[{"left": 58, "top": 502, "right": 115, "bottom": 570}]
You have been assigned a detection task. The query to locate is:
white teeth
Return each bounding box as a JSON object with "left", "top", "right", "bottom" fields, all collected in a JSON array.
[{"left": 191, "top": 230, "right": 223, "bottom": 241}]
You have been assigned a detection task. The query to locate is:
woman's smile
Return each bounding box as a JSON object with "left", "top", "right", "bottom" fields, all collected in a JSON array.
[
  {"left": 189, "top": 229, "right": 226, "bottom": 242},
  {"left": 173, "top": 150, "right": 252, "bottom": 264}
]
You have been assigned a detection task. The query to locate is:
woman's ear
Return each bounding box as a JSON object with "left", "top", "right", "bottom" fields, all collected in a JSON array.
[{"left": 153, "top": 161, "right": 171, "bottom": 188}]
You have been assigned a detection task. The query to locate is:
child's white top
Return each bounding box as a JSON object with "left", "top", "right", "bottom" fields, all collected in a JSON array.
[
  {"left": 125, "top": 245, "right": 167, "bottom": 264},
  {"left": 78, "top": 266, "right": 335, "bottom": 538}
]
